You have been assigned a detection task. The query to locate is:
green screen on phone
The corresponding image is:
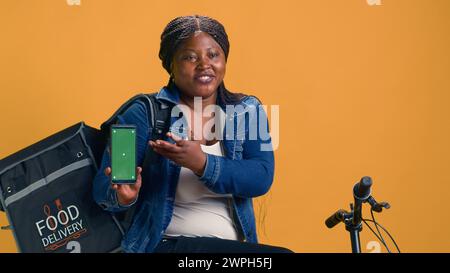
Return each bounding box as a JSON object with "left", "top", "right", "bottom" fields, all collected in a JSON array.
[{"left": 111, "top": 125, "right": 136, "bottom": 184}]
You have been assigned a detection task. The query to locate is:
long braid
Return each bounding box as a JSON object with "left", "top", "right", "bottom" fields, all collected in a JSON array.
[{"left": 159, "top": 15, "right": 245, "bottom": 104}]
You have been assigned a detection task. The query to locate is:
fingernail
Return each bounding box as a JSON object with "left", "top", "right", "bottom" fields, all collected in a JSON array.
[{"left": 156, "top": 140, "right": 160, "bottom": 145}]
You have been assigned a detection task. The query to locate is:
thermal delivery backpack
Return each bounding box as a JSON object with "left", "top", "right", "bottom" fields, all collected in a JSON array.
[{"left": 0, "top": 93, "right": 171, "bottom": 253}]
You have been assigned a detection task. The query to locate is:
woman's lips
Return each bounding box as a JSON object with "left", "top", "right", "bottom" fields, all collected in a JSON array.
[{"left": 194, "top": 75, "right": 215, "bottom": 84}]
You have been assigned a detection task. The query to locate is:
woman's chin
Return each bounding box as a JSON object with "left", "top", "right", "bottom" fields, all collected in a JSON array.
[{"left": 191, "top": 86, "right": 217, "bottom": 99}]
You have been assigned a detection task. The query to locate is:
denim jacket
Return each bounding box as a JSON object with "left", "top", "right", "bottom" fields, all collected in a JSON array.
[{"left": 92, "top": 86, "right": 274, "bottom": 253}]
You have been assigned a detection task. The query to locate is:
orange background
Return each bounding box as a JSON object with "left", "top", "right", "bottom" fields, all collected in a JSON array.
[{"left": 1, "top": 0, "right": 450, "bottom": 253}]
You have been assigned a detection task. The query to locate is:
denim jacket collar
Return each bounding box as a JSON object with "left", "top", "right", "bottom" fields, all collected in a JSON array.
[
  {"left": 155, "top": 85, "right": 180, "bottom": 105},
  {"left": 155, "top": 84, "right": 234, "bottom": 112}
]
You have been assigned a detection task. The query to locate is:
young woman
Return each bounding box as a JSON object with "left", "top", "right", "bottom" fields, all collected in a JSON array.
[{"left": 93, "top": 15, "right": 292, "bottom": 253}]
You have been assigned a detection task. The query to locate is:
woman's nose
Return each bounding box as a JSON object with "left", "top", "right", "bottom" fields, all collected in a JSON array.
[{"left": 197, "top": 56, "right": 211, "bottom": 69}]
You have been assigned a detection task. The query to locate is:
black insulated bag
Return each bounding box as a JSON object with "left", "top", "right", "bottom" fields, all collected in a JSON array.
[
  {"left": 0, "top": 93, "right": 172, "bottom": 253},
  {"left": 0, "top": 122, "right": 124, "bottom": 253}
]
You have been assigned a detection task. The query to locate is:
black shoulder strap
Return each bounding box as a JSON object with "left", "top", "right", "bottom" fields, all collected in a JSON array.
[
  {"left": 143, "top": 94, "right": 172, "bottom": 165},
  {"left": 101, "top": 93, "right": 155, "bottom": 136},
  {"left": 146, "top": 93, "right": 171, "bottom": 129},
  {"left": 100, "top": 92, "right": 173, "bottom": 153}
]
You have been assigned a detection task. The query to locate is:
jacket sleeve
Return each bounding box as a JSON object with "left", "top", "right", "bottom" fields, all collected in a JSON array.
[
  {"left": 92, "top": 101, "right": 149, "bottom": 212},
  {"left": 199, "top": 97, "right": 275, "bottom": 198}
]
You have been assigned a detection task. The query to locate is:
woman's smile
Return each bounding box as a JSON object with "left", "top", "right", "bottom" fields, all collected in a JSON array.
[{"left": 194, "top": 72, "right": 216, "bottom": 85}]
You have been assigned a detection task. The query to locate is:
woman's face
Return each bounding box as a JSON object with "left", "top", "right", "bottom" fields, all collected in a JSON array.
[{"left": 171, "top": 31, "right": 226, "bottom": 100}]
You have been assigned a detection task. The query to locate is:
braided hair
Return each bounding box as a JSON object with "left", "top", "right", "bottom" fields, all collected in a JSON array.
[{"left": 159, "top": 15, "right": 245, "bottom": 104}]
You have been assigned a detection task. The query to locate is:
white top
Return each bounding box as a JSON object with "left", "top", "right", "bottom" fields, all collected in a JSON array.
[{"left": 163, "top": 141, "right": 239, "bottom": 240}]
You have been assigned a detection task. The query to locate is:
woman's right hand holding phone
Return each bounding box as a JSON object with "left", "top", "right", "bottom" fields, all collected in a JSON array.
[{"left": 104, "top": 167, "right": 142, "bottom": 206}]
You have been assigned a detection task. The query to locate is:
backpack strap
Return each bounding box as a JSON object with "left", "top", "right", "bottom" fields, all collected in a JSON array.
[
  {"left": 100, "top": 93, "right": 172, "bottom": 145},
  {"left": 101, "top": 93, "right": 156, "bottom": 138},
  {"left": 143, "top": 94, "right": 171, "bottom": 165}
]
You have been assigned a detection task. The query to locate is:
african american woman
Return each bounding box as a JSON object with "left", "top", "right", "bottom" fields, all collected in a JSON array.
[{"left": 93, "top": 15, "right": 292, "bottom": 253}]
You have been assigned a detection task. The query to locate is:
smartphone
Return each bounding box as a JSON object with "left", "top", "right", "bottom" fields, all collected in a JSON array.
[{"left": 110, "top": 124, "right": 137, "bottom": 184}]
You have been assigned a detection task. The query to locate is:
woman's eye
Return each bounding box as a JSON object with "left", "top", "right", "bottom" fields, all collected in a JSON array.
[
  {"left": 209, "top": 52, "right": 219, "bottom": 58},
  {"left": 183, "top": 55, "right": 197, "bottom": 61}
]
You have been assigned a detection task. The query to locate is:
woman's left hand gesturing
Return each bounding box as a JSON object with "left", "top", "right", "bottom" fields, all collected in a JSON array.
[{"left": 149, "top": 132, "right": 207, "bottom": 176}]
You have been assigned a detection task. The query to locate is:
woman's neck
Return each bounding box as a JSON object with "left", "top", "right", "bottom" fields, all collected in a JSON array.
[
  {"left": 178, "top": 91, "right": 219, "bottom": 145},
  {"left": 179, "top": 92, "right": 217, "bottom": 111}
]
